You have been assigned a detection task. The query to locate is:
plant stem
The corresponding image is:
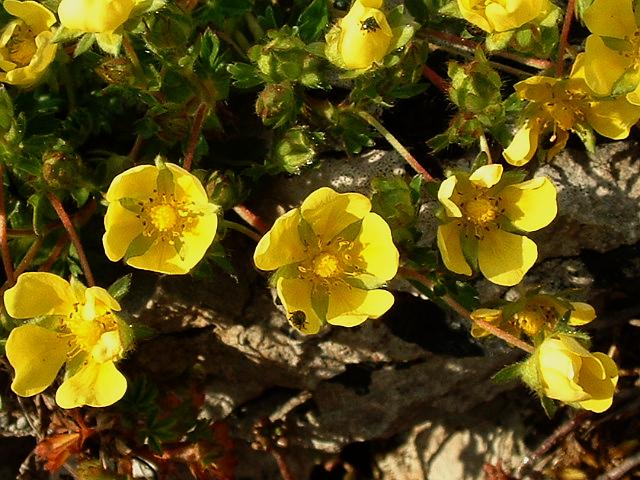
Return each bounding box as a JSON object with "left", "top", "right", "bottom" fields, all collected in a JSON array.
[
  {"left": 233, "top": 204, "right": 269, "bottom": 234},
  {"left": 0, "top": 164, "right": 14, "bottom": 285},
  {"left": 399, "top": 266, "right": 535, "bottom": 354},
  {"left": 122, "top": 33, "right": 147, "bottom": 88},
  {"left": 556, "top": 0, "right": 576, "bottom": 77},
  {"left": 220, "top": 219, "right": 262, "bottom": 242},
  {"left": 424, "top": 28, "right": 554, "bottom": 71},
  {"left": 39, "top": 235, "right": 69, "bottom": 272},
  {"left": 183, "top": 103, "right": 209, "bottom": 172},
  {"left": 14, "top": 237, "right": 43, "bottom": 278},
  {"left": 422, "top": 65, "right": 450, "bottom": 94},
  {"left": 47, "top": 192, "right": 95, "bottom": 287},
  {"left": 129, "top": 134, "right": 144, "bottom": 161},
  {"left": 358, "top": 111, "right": 435, "bottom": 182},
  {"left": 272, "top": 450, "right": 295, "bottom": 480}
]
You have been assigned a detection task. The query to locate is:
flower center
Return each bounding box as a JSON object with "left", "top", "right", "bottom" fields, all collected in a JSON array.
[
  {"left": 463, "top": 197, "right": 498, "bottom": 227},
  {"left": 149, "top": 204, "right": 178, "bottom": 231},
  {"left": 5, "top": 23, "right": 37, "bottom": 67},
  {"left": 313, "top": 253, "right": 340, "bottom": 278},
  {"left": 137, "top": 191, "right": 198, "bottom": 245},
  {"left": 62, "top": 305, "right": 121, "bottom": 362},
  {"left": 514, "top": 309, "right": 545, "bottom": 336}
]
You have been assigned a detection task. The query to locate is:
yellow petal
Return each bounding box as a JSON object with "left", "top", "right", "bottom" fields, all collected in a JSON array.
[
  {"left": 102, "top": 201, "right": 144, "bottom": 262},
  {"left": 587, "top": 95, "right": 640, "bottom": 140},
  {"left": 4, "top": 272, "right": 75, "bottom": 318},
  {"left": 583, "top": 0, "right": 636, "bottom": 38},
  {"left": 176, "top": 211, "right": 218, "bottom": 271},
  {"left": 580, "top": 36, "right": 631, "bottom": 96},
  {"left": 477, "top": 230, "right": 537, "bottom": 286},
  {"left": 457, "top": 0, "right": 493, "bottom": 32},
  {"left": 514, "top": 76, "right": 555, "bottom": 102},
  {"left": 3, "top": 0, "right": 56, "bottom": 32},
  {"left": 470, "top": 308, "right": 502, "bottom": 338},
  {"left": 167, "top": 163, "right": 209, "bottom": 203},
  {"left": 437, "top": 222, "right": 472, "bottom": 276},
  {"left": 58, "top": 0, "right": 134, "bottom": 33},
  {"left": 437, "top": 176, "right": 462, "bottom": 218},
  {"left": 254, "top": 208, "right": 307, "bottom": 271},
  {"left": 503, "top": 120, "right": 541, "bottom": 167},
  {"left": 500, "top": 177, "right": 557, "bottom": 232},
  {"left": 126, "top": 239, "right": 186, "bottom": 274},
  {"left": 83, "top": 286, "right": 121, "bottom": 316},
  {"left": 301, "top": 187, "right": 371, "bottom": 242},
  {"left": 469, "top": 164, "right": 503, "bottom": 188},
  {"left": 327, "top": 283, "right": 394, "bottom": 326},
  {"left": 568, "top": 302, "right": 596, "bottom": 326},
  {"left": 276, "top": 277, "right": 322, "bottom": 334},
  {"left": 6, "top": 324, "right": 69, "bottom": 397},
  {"left": 484, "top": 0, "right": 542, "bottom": 32},
  {"left": 105, "top": 164, "right": 157, "bottom": 203},
  {"left": 354, "top": 212, "right": 399, "bottom": 281},
  {"left": 56, "top": 360, "right": 127, "bottom": 408},
  {"left": 626, "top": 82, "right": 640, "bottom": 106},
  {"left": 576, "top": 353, "right": 618, "bottom": 412}
]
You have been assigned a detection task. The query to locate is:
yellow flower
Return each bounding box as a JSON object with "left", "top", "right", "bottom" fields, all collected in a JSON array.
[
  {"left": 4, "top": 272, "right": 131, "bottom": 408},
  {"left": 0, "top": 0, "right": 57, "bottom": 86},
  {"left": 580, "top": 0, "right": 640, "bottom": 104},
  {"left": 254, "top": 187, "right": 399, "bottom": 334},
  {"left": 327, "top": 0, "right": 393, "bottom": 70},
  {"left": 457, "top": 0, "right": 552, "bottom": 33},
  {"left": 437, "top": 164, "right": 557, "bottom": 286},
  {"left": 103, "top": 161, "right": 218, "bottom": 275},
  {"left": 58, "top": 0, "right": 134, "bottom": 34},
  {"left": 535, "top": 334, "right": 618, "bottom": 412},
  {"left": 502, "top": 66, "right": 640, "bottom": 166},
  {"left": 471, "top": 295, "right": 596, "bottom": 338}
]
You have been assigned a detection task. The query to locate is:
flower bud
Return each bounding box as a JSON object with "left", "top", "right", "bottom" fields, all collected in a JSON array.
[
  {"left": 205, "top": 170, "right": 244, "bottom": 211},
  {"left": 531, "top": 334, "right": 618, "bottom": 413},
  {"left": 255, "top": 82, "right": 298, "bottom": 128}
]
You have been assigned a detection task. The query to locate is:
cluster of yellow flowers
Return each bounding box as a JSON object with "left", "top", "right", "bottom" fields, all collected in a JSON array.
[
  {"left": 0, "top": 0, "right": 622, "bottom": 417},
  {"left": 0, "top": 0, "right": 136, "bottom": 86}
]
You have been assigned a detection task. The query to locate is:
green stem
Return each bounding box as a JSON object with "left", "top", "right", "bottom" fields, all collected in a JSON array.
[
  {"left": 245, "top": 12, "right": 265, "bottom": 41},
  {"left": 220, "top": 219, "right": 263, "bottom": 242},
  {"left": 358, "top": 111, "right": 435, "bottom": 182}
]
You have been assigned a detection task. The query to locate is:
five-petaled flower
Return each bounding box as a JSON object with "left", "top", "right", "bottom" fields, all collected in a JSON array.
[
  {"left": 534, "top": 334, "right": 618, "bottom": 412},
  {"left": 502, "top": 59, "right": 640, "bottom": 166},
  {"left": 326, "top": 0, "right": 393, "bottom": 70},
  {"left": 254, "top": 187, "right": 399, "bottom": 334},
  {"left": 103, "top": 161, "right": 218, "bottom": 275},
  {"left": 437, "top": 164, "right": 557, "bottom": 286},
  {"left": 4, "top": 272, "right": 131, "bottom": 408},
  {"left": 0, "top": 0, "right": 57, "bottom": 86},
  {"left": 471, "top": 294, "right": 596, "bottom": 338},
  {"left": 579, "top": 0, "right": 640, "bottom": 104},
  {"left": 457, "top": 0, "right": 552, "bottom": 33}
]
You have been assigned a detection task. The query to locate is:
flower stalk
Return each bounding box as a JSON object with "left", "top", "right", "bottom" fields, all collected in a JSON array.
[
  {"left": 47, "top": 192, "right": 95, "bottom": 287},
  {"left": 358, "top": 111, "right": 435, "bottom": 182},
  {"left": 233, "top": 204, "right": 270, "bottom": 235},
  {"left": 556, "top": 0, "right": 576, "bottom": 76},
  {"left": 183, "top": 103, "right": 209, "bottom": 172},
  {"left": 0, "top": 164, "right": 15, "bottom": 285},
  {"left": 399, "top": 266, "right": 535, "bottom": 353}
]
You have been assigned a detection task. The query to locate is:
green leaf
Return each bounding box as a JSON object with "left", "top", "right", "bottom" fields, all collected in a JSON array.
[
  {"left": 108, "top": 274, "right": 133, "bottom": 301},
  {"left": 74, "top": 33, "right": 96, "bottom": 57},
  {"left": 492, "top": 362, "right": 523, "bottom": 384},
  {"left": 124, "top": 234, "right": 155, "bottom": 260},
  {"left": 227, "top": 63, "right": 265, "bottom": 88},
  {"left": 156, "top": 163, "right": 174, "bottom": 194},
  {"left": 540, "top": 396, "right": 557, "bottom": 418},
  {"left": 297, "top": 0, "right": 329, "bottom": 43},
  {"left": 310, "top": 285, "right": 329, "bottom": 321}
]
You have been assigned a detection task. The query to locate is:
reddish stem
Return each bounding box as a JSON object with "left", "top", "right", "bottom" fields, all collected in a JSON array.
[
  {"left": 422, "top": 65, "right": 450, "bottom": 95},
  {"left": 272, "top": 450, "right": 295, "bottom": 480},
  {"left": 233, "top": 204, "right": 270, "bottom": 234},
  {"left": 183, "top": 103, "right": 209, "bottom": 171},
  {"left": 38, "top": 235, "right": 69, "bottom": 272},
  {"left": 0, "top": 164, "right": 14, "bottom": 285},
  {"left": 14, "top": 237, "right": 43, "bottom": 278},
  {"left": 556, "top": 0, "right": 576, "bottom": 77},
  {"left": 47, "top": 192, "right": 94, "bottom": 286},
  {"left": 399, "top": 267, "right": 535, "bottom": 354}
]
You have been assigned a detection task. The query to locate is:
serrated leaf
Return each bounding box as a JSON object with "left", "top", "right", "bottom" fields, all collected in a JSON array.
[
  {"left": 227, "top": 63, "right": 264, "bottom": 88},
  {"left": 108, "top": 274, "right": 133, "bottom": 301}
]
